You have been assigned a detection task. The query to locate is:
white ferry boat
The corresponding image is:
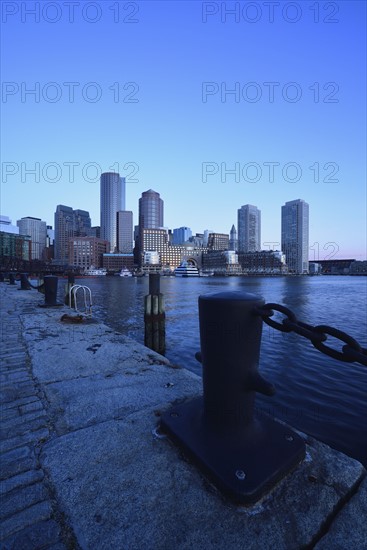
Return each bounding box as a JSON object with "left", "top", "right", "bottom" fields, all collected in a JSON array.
[
  {"left": 84, "top": 267, "right": 107, "bottom": 276},
  {"left": 119, "top": 268, "right": 133, "bottom": 277},
  {"left": 174, "top": 261, "right": 200, "bottom": 277}
]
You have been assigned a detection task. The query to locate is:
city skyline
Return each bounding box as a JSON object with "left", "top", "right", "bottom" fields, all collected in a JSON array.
[
  {"left": 3, "top": 190, "right": 363, "bottom": 263},
  {"left": 1, "top": 1, "right": 366, "bottom": 260}
]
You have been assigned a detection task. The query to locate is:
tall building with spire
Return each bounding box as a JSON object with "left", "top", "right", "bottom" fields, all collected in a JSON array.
[
  {"left": 281, "top": 199, "right": 309, "bottom": 274},
  {"left": 237, "top": 204, "right": 261, "bottom": 252},
  {"left": 100, "top": 172, "right": 126, "bottom": 253},
  {"left": 229, "top": 224, "right": 238, "bottom": 251}
]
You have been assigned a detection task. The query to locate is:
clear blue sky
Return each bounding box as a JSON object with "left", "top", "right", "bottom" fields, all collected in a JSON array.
[{"left": 1, "top": 0, "right": 366, "bottom": 259}]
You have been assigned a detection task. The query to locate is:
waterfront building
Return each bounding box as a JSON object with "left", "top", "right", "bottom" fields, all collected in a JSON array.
[
  {"left": 102, "top": 253, "right": 134, "bottom": 272},
  {"left": 0, "top": 230, "right": 31, "bottom": 272},
  {"left": 281, "top": 199, "right": 309, "bottom": 274},
  {"left": 309, "top": 262, "right": 322, "bottom": 275},
  {"left": 203, "top": 230, "right": 214, "bottom": 247},
  {"left": 349, "top": 260, "right": 367, "bottom": 275},
  {"left": 54, "top": 205, "right": 91, "bottom": 264},
  {"left": 229, "top": 225, "right": 238, "bottom": 251},
  {"left": 207, "top": 232, "right": 229, "bottom": 251},
  {"left": 238, "top": 204, "right": 261, "bottom": 252},
  {"left": 239, "top": 250, "right": 286, "bottom": 274},
  {"left": 144, "top": 251, "right": 160, "bottom": 265},
  {"left": 172, "top": 227, "right": 192, "bottom": 245},
  {"left": 69, "top": 237, "right": 109, "bottom": 270},
  {"left": 100, "top": 172, "right": 126, "bottom": 253},
  {"left": 203, "top": 250, "right": 242, "bottom": 275},
  {"left": 139, "top": 228, "right": 206, "bottom": 271},
  {"left": 17, "top": 216, "right": 47, "bottom": 260},
  {"left": 117, "top": 211, "right": 133, "bottom": 253},
  {"left": 314, "top": 258, "right": 356, "bottom": 275}
]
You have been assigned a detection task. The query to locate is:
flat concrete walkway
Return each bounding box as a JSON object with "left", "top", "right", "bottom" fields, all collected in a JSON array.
[{"left": 0, "top": 282, "right": 366, "bottom": 549}]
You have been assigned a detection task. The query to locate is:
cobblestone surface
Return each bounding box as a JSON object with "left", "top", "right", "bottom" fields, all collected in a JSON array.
[{"left": 0, "top": 284, "right": 75, "bottom": 549}]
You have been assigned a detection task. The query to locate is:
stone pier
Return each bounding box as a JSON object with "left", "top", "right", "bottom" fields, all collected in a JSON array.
[{"left": 0, "top": 282, "right": 366, "bottom": 549}]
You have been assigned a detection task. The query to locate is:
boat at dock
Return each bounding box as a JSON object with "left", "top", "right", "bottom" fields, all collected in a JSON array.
[
  {"left": 119, "top": 268, "right": 133, "bottom": 277},
  {"left": 84, "top": 267, "right": 107, "bottom": 276},
  {"left": 174, "top": 261, "right": 200, "bottom": 277}
]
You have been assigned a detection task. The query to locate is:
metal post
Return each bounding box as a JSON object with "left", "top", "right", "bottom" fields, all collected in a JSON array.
[
  {"left": 144, "top": 273, "right": 165, "bottom": 354},
  {"left": 39, "top": 276, "right": 63, "bottom": 307},
  {"left": 19, "top": 273, "right": 32, "bottom": 290},
  {"left": 65, "top": 273, "right": 75, "bottom": 306},
  {"left": 161, "top": 291, "right": 305, "bottom": 505}
]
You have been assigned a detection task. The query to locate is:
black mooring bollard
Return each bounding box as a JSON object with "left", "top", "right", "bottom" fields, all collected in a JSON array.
[
  {"left": 39, "top": 275, "right": 63, "bottom": 307},
  {"left": 19, "top": 273, "right": 32, "bottom": 290},
  {"left": 144, "top": 273, "right": 165, "bottom": 354},
  {"left": 161, "top": 291, "right": 305, "bottom": 505},
  {"left": 8, "top": 273, "right": 16, "bottom": 285}
]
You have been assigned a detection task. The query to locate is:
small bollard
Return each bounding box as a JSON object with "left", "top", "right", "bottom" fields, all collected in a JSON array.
[
  {"left": 161, "top": 291, "right": 305, "bottom": 505},
  {"left": 39, "top": 275, "right": 63, "bottom": 307},
  {"left": 65, "top": 273, "right": 75, "bottom": 306},
  {"left": 144, "top": 273, "right": 165, "bottom": 354},
  {"left": 8, "top": 273, "right": 16, "bottom": 285},
  {"left": 19, "top": 273, "right": 32, "bottom": 290}
]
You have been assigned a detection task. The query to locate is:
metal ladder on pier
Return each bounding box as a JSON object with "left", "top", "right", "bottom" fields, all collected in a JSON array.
[{"left": 69, "top": 285, "right": 92, "bottom": 317}]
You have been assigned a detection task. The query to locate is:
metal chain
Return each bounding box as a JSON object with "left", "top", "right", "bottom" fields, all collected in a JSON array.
[{"left": 256, "top": 303, "right": 367, "bottom": 367}]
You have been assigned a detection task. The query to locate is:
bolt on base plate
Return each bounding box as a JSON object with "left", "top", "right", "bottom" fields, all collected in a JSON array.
[{"left": 161, "top": 397, "right": 305, "bottom": 505}]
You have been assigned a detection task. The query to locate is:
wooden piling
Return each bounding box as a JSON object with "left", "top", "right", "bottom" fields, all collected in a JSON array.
[{"left": 144, "top": 274, "right": 165, "bottom": 354}]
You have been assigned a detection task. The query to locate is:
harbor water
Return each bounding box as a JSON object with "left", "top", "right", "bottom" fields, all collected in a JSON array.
[{"left": 74, "top": 275, "right": 367, "bottom": 466}]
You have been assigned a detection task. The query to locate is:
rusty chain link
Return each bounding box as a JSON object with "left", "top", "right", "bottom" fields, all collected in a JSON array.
[{"left": 256, "top": 303, "right": 367, "bottom": 366}]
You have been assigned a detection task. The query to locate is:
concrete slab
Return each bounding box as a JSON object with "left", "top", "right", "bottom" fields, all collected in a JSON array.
[
  {"left": 21, "top": 311, "right": 202, "bottom": 435},
  {"left": 41, "top": 410, "right": 364, "bottom": 550},
  {"left": 314, "top": 476, "right": 367, "bottom": 548}
]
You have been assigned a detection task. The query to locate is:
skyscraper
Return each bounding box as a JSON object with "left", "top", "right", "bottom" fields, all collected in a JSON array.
[
  {"left": 100, "top": 172, "right": 126, "bottom": 252},
  {"left": 137, "top": 190, "right": 164, "bottom": 266},
  {"left": 117, "top": 211, "right": 133, "bottom": 253},
  {"left": 138, "top": 189, "right": 163, "bottom": 229},
  {"left": 172, "top": 226, "right": 192, "bottom": 245},
  {"left": 54, "top": 205, "right": 91, "bottom": 263},
  {"left": 54, "top": 205, "right": 75, "bottom": 263},
  {"left": 17, "top": 216, "right": 47, "bottom": 260},
  {"left": 237, "top": 204, "right": 261, "bottom": 252},
  {"left": 281, "top": 199, "right": 309, "bottom": 274}
]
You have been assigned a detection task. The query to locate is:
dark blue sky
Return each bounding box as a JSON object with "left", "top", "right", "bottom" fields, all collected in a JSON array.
[{"left": 1, "top": 1, "right": 366, "bottom": 258}]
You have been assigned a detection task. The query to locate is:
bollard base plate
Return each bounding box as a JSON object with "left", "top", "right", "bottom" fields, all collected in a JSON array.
[{"left": 161, "top": 397, "right": 305, "bottom": 505}]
